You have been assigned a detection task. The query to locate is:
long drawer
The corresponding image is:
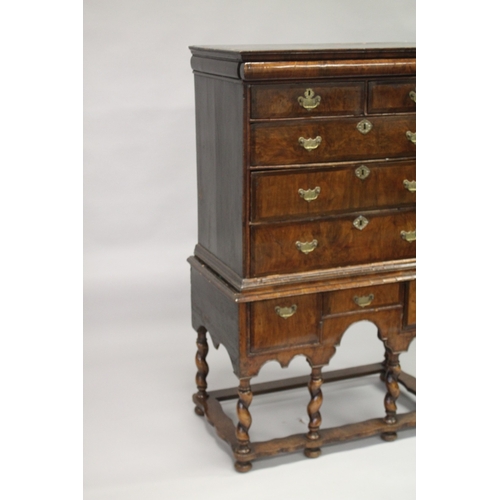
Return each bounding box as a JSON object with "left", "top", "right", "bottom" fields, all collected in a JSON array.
[
  {"left": 251, "top": 115, "right": 416, "bottom": 166},
  {"left": 251, "top": 160, "right": 416, "bottom": 221},
  {"left": 250, "top": 209, "right": 416, "bottom": 276}
]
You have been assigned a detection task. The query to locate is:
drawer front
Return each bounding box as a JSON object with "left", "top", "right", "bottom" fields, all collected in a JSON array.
[
  {"left": 251, "top": 161, "right": 416, "bottom": 221},
  {"left": 323, "top": 283, "right": 401, "bottom": 315},
  {"left": 251, "top": 82, "right": 364, "bottom": 119},
  {"left": 251, "top": 210, "right": 416, "bottom": 276},
  {"left": 251, "top": 115, "right": 416, "bottom": 166},
  {"left": 250, "top": 294, "right": 321, "bottom": 352},
  {"left": 368, "top": 79, "right": 416, "bottom": 114},
  {"left": 405, "top": 280, "right": 416, "bottom": 326}
]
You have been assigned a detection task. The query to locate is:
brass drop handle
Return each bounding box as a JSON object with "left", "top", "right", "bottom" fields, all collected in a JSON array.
[
  {"left": 296, "top": 239, "right": 318, "bottom": 254},
  {"left": 298, "top": 136, "right": 322, "bottom": 151},
  {"left": 275, "top": 305, "right": 297, "bottom": 319},
  {"left": 403, "top": 180, "right": 416, "bottom": 193},
  {"left": 406, "top": 131, "right": 416, "bottom": 145},
  {"left": 409, "top": 90, "right": 416, "bottom": 103},
  {"left": 298, "top": 187, "right": 321, "bottom": 202},
  {"left": 298, "top": 89, "right": 321, "bottom": 110},
  {"left": 401, "top": 230, "right": 416, "bottom": 242},
  {"left": 354, "top": 294, "right": 374, "bottom": 308}
]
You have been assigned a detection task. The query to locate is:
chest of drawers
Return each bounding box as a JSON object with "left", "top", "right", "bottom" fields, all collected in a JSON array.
[{"left": 188, "top": 43, "right": 416, "bottom": 472}]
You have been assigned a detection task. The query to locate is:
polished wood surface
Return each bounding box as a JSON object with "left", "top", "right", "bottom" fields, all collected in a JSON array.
[
  {"left": 368, "top": 78, "right": 416, "bottom": 114},
  {"left": 323, "top": 282, "right": 401, "bottom": 315},
  {"left": 251, "top": 209, "right": 416, "bottom": 276},
  {"left": 251, "top": 115, "right": 416, "bottom": 166},
  {"left": 189, "top": 44, "right": 416, "bottom": 471},
  {"left": 251, "top": 160, "right": 416, "bottom": 222},
  {"left": 250, "top": 294, "right": 320, "bottom": 351},
  {"left": 251, "top": 81, "right": 364, "bottom": 119}
]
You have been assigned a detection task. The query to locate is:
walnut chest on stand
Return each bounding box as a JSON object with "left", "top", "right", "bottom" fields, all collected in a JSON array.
[{"left": 187, "top": 43, "right": 416, "bottom": 472}]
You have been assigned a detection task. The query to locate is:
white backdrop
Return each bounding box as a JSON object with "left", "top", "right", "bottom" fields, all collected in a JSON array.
[{"left": 84, "top": 1, "right": 416, "bottom": 498}]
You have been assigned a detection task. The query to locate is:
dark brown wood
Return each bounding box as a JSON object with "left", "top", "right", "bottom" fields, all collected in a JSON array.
[
  {"left": 210, "top": 362, "right": 386, "bottom": 401},
  {"left": 192, "top": 366, "right": 416, "bottom": 465},
  {"left": 241, "top": 58, "right": 416, "bottom": 81},
  {"left": 189, "top": 44, "right": 416, "bottom": 471},
  {"left": 251, "top": 209, "right": 416, "bottom": 276},
  {"left": 323, "top": 282, "right": 401, "bottom": 315},
  {"left": 368, "top": 78, "right": 416, "bottom": 114},
  {"left": 194, "top": 327, "right": 209, "bottom": 416},
  {"left": 251, "top": 160, "right": 416, "bottom": 222},
  {"left": 405, "top": 280, "right": 416, "bottom": 326},
  {"left": 251, "top": 81, "right": 364, "bottom": 119},
  {"left": 190, "top": 43, "right": 416, "bottom": 63},
  {"left": 250, "top": 294, "right": 321, "bottom": 351},
  {"left": 251, "top": 115, "right": 416, "bottom": 166},
  {"left": 194, "top": 74, "right": 245, "bottom": 277},
  {"left": 305, "top": 366, "right": 324, "bottom": 458}
]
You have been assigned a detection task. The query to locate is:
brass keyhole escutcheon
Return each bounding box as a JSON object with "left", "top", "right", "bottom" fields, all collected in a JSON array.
[
  {"left": 355, "top": 165, "right": 371, "bottom": 180},
  {"left": 298, "top": 89, "right": 321, "bottom": 110},
  {"left": 353, "top": 215, "right": 369, "bottom": 231},
  {"left": 357, "top": 119, "right": 373, "bottom": 134}
]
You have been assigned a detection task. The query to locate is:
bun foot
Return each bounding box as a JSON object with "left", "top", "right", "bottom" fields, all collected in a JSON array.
[
  {"left": 304, "top": 447, "right": 321, "bottom": 458},
  {"left": 381, "top": 431, "right": 398, "bottom": 442},
  {"left": 194, "top": 405, "right": 205, "bottom": 416},
  {"left": 234, "top": 461, "right": 252, "bottom": 473}
]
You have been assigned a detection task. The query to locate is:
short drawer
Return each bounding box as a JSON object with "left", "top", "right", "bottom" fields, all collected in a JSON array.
[
  {"left": 251, "top": 161, "right": 416, "bottom": 221},
  {"left": 250, "top": 294, "right": 321, "bottom": 352},
  {"left": 250, "top": 209, "right": 416, "bottom": 276},
  {"left": 368, "top": 79, "right": 416, "bottom": 114},
  {"left": 323, "top": 283, "right": 402, "bottom": 316},
  {"left": 250, "top": 115, "right": 416, "bottom": 167},
  {"left": 404, "top": 280, "right": 416, "bottom": 326},
  {"left": 251, "top": 82, "right": 364, "bottom": 119}
]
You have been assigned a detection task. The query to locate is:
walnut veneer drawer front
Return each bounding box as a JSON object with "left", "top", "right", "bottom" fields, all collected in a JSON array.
[
  {"left": 251, "top": 161, "right": 416, "bottom": 221},
  {"left": 251, "top": 115, "right": 416, "bottom": 166},
  {"left": 251, "top": 210, "right": 416, "bottom": 276},
  {"left": 368, "top": 79, "right": 416, "bottom": 114},
  {"left": 323, "top": 283, "right": 401, "bottom": 316},
  {"left": 250, "top": 294, "right": 321, "bottom": 352},
  {"left": 251, "top": 82, "right": 364, "bottom": 119}
]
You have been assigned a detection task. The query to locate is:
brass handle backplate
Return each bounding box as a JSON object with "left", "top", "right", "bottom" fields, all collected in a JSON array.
[
  {"left": 296, "top": 239, "right": 318, "bottom": 254},
  {"left": 299, "top": 136, "right": 322, "bottom": 151},
  {"left": 403, "top": 180, "right": 416, "bottom": 193},
  {"left": 401, "top": 230, "right": 416, "bottom": 242},
  {"left": 354, "top": 294, "right": 375, "bottom": 308},
  {"left": 275, "top": 305, "right": 297, "bottom": 319},
  {"left": 406, "top": 131, "right": 416, "bottom": 145},
  {"left": 298, "top": 89, "right": 321, "bottom": 110},
  {"left": 298, "top": 187, "right": 321, "bottom": 202},
  {"left": 409, "top": 90, "right": 416, "bottom": 103}
]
